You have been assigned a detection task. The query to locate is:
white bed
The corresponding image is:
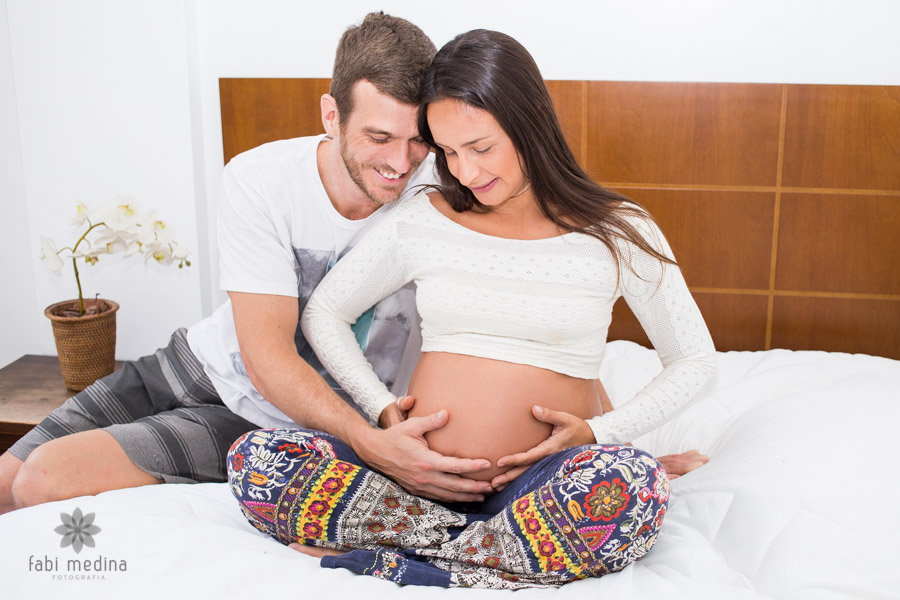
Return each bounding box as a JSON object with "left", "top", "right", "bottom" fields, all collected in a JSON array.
[{"left": 2, "top": 341, "right": 898, "bottom": 599}]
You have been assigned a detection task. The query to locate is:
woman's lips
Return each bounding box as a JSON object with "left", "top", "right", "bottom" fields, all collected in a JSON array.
[{"left": 470, "top": 178, "right": 498, "bottom": 194}]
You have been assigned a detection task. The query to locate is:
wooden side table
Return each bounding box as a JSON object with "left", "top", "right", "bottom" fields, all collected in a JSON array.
[{"left": 0, "top": 355, "right": 119, "bottom": 454}]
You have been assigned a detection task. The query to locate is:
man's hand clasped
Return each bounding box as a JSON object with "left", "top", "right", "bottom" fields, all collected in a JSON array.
[{"left": 357, "top": 396, "right": 493, "bottom": 503}]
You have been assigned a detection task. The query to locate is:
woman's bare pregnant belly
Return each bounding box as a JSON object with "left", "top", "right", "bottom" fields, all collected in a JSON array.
[{"left": 407, "top": 352, "right": 603, "bottom": 482}]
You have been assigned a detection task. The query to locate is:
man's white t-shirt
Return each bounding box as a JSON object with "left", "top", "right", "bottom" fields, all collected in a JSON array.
[{"left": 186, "top": 135, "right": 437, "bottom": 429}]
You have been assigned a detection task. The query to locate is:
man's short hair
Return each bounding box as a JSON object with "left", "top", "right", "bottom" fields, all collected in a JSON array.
[{"left": 331, "top": 12, "right": 436, "bottom": 122}]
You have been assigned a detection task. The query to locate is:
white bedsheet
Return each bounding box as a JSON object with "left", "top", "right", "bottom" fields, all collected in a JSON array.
[{"left": 2, "top": 341, "right": 899, "bottom": 599}]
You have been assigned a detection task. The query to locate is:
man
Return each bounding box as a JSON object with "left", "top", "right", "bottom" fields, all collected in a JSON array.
[{"left": 0, "top": 12, "right": 497, "bottom": 515}]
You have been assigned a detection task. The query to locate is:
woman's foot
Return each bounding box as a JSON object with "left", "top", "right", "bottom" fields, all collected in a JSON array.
[{"left": 288, "top": 542, "right": 347, "bottom": 558}]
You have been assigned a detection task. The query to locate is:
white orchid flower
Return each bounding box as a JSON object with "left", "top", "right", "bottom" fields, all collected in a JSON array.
[
  {"left": 137, "top": 209, "right": 157, "bottom": 244},
  {"left": 100, "top": 198, "right": 141, "bottom": 234},
  {"left": 123, "top": 239, "right": 142, "bottom": 257},
  {"left": 144, "top": 242, "right": 174, "bottom": 266},
  {"left": 171, "top": 241, "right": 189, "bottom": 260},
  {"left": 104, "top": 239, "right": 129, "bottom": 255},
  {"left": 39, "top": 236, "right": 64, "bottom": 275},
  {"left": 70, "top": 202, "right": 90, "bottom": 227},
  {"left": 137, "top": 209, "right": 175, "bottom": 245},
  {"left": 40, "top": 196, "right": 192, "bottom": 316},
  {"left": 93, "top": 224, "right": 136, "bottom": 250},
  {"left": 73, "top": 244, "right": 106, "bottom": 266},
  {"left": 152, "top": 218, "right": 175, "bottom": 244},
  {"left": 113, "top": 196, "right": 140, "bottom": 217}
]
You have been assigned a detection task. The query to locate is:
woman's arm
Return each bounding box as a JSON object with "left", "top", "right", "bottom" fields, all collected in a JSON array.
[
  {"left": 300, "top": 210, "right": 410, "bottom": 423},
  {"left": 492, "top": 216, "right": 715, "bottom": 490},
  {"left": 585, "top": 216, "right": 717, "bottom": 444}
]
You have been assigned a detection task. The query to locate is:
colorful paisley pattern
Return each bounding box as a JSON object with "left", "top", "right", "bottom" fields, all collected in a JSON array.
[{"left": 228, "top": 429, "right": 668, "bottom": 589}]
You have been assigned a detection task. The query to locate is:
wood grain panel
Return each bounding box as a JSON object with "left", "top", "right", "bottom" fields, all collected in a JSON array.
[
  {"left": 614, "top": 189, "right": 775, "bottom": 289},
  {"left": 585, "top": 82, "right": 782, "bottom": 186},
  {"left": 782, "top": 85, "right": 900, "bottom": 190},
  {"left": 771, "top": 296, "right": 900, "bottom": 359},
  {"left": 217, "top": 79, "right": 900, "bottom": 358},
  {"left": 775, "top": 194, "right": 900, "bottom": 295},
  {"left": 607, "top": 297, "right": 651, "bottom": 347},
  {"left": 0, "top": 355, "right": 121, "bottom": 453},
  {"left": 694, "top": 292, "right": 769, "bottom": 351},
  {"left": 607, "top": 293, "right": 768, "bottom": 352},
  {"left": 545, "top": 80, "right": 584, "bottom": 165},
  {"left": 220, "top": 78, "right": 331, "bottom": 164}
]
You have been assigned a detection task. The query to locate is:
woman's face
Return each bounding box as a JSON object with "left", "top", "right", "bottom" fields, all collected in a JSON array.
[{"left": 426, "top": 99, "right": 531, "bottom": 208}]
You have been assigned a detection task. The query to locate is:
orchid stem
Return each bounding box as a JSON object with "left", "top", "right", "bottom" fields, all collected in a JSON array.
[
  {"left": 70, "top": 221, "right": 105, "bottom": 317},
  {"left": 73, "top": 256, "right": 84, "bottom": 316}
]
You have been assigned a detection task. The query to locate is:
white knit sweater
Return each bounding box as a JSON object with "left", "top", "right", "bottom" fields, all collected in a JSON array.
[{"left": 301, "top": 193, "right": 717, "bottom": 444}]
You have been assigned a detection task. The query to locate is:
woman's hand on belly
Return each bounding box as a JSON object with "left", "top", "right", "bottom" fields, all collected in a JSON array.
[{"left": 489, "top": 405, "right": 597, "bottom": 491}]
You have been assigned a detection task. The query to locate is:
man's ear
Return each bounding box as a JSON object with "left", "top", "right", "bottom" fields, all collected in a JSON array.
[{"left": 321, "top": 94, "right": 339, "bottom": 138}]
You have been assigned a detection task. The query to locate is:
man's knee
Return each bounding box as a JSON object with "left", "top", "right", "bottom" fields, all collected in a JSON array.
[
  {"left": 10, "top": 444, "right": 64, "bottom": 508},
  {"left": 0, "top": 451, "right": 25, "bottom": 514},
  {"left": 10, "top": 431, "right": 162, "bottom": 509}
]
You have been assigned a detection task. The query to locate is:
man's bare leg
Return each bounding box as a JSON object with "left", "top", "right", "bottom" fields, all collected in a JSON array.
[
  {"left": 0, "top": 451, "right": 24, "bottom": 515},
  {"left": 8, "top": 429, "right": 162, "bottom": 510}
]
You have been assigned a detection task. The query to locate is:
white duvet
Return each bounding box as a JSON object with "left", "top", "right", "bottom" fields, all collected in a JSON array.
[{"left": 2, "top": 341, "right": 899, "bottom": 599}]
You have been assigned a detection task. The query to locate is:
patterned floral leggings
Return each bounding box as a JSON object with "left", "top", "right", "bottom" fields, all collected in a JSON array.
[{"left": 228, "top": 428, "right": 668, "bottom": 589}]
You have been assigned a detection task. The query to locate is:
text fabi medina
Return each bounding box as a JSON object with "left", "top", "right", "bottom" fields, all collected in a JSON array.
[{"left": 29, "top": 554, "right": 127, "bottom": 575}]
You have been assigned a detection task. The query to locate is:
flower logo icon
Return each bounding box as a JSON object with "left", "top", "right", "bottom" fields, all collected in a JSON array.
[{"left": 54, "top": 507, "right": 101, "bottom": 553}]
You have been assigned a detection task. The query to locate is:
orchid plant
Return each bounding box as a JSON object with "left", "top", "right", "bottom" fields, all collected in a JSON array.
[{"left": 39, "top": 198, "right": 191, "bottom": 316}]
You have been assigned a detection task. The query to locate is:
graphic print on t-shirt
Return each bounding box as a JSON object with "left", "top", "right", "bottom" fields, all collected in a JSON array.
[{"left": 291, "top": 246, "right": 414, "bottom": 404}]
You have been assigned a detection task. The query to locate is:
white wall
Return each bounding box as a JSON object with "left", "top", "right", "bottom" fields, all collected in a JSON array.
[
  {"left": 0, "top": 0, "right": 40, "bottom": 368},
  {"left": 2, "top": 0, "right": 898, "bottom": 367},
  {"left": 4, "top": 0, "right": 203, "bottom": 364}
]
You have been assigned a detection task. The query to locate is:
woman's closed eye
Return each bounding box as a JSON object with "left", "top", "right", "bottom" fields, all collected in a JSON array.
[{"left": 444, "top": 147, "right": 491, "bottom": 157}]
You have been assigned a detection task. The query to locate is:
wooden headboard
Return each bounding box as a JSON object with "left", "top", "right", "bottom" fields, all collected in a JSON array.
[{"left": 220, "top": 78, "right": 900, "bottom": 360}]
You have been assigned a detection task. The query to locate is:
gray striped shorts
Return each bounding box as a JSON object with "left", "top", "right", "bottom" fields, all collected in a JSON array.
[{"left": 9, "top": 328, "right": 257, "bottom": 483}]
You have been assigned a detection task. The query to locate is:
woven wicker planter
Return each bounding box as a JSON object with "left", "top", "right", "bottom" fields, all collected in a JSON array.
[{"left": 44, "top": 299, "right": 119, "bottom": 392}]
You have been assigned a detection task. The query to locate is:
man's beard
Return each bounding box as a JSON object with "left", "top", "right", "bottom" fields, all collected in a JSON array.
[{"left": 339, "top": 135, "right": 420, "bottom": 206}]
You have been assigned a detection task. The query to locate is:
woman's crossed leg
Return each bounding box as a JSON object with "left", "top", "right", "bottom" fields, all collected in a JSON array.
[{"left": 228, "top": 428, "right": 669, "bottom": 589}]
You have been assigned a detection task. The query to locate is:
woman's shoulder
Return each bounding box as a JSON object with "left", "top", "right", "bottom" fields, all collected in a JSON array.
[
  {"left": 396, "top": 188, "right": 458, "bottom": 220},
  {"left": 604, "top": 200, "right": 656, "bottom": 231},
  {"left": 424, "top": 189, "right": 454, "bottom": 217},
  {"left": 381, "top": 188, "right": 448, "bottom": 227}
]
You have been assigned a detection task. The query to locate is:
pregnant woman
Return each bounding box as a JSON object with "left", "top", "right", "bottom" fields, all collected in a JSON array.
[{"left": 228, "top": 30, "right": 716, "bottom": 589}]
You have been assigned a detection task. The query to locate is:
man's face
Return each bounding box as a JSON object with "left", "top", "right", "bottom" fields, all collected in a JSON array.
[{"left": 338, "top": 80, "right": 430, "bottom": 206}]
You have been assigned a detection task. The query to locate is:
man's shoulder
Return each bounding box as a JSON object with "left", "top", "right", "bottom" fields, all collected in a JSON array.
[{"left": 226, "top": 135, "right": 322, "bottom": 173}]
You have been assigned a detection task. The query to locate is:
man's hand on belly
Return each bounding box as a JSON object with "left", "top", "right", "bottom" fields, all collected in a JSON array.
[
  {"left": 490, "top": 405, "right": 596, "bottom": 491},
  {"left": 355, "top": 405, "right": 495, "bottom": 503}
]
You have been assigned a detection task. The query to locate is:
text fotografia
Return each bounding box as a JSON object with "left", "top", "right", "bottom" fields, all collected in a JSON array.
[{"left": 29, "top": 555, "right": 127, "bottom": 580}]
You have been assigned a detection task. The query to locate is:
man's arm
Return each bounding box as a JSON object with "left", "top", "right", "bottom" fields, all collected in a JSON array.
[{"left": 229, "top": 291, "right": 493, "bottom": 502}]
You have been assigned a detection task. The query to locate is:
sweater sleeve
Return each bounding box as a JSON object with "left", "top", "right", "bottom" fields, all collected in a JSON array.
[
  {"left": 586, "top": 216, "right": 717, "bottom": 444},
  {"left": 300, "top": 210, "right": 410, "bottom": 424}
]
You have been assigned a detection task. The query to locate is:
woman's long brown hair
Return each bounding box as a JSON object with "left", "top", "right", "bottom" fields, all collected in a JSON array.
[{"left": 417, "top": 29, "right": 677, "bottom": 278}]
